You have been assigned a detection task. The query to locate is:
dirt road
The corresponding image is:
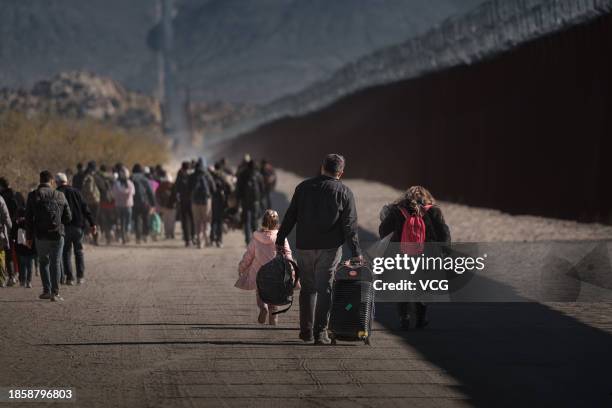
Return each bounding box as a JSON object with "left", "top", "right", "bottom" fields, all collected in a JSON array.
[{"left": 1, "top": 170, "right": 611, "bottom": 407}]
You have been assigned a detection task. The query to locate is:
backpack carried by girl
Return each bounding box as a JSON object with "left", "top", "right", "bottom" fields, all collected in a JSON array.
[{"left": 256, "top": 255, "right": 300, "bottom": 315}]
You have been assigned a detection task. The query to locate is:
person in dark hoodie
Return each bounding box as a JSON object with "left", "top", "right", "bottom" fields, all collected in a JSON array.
[
  {"left": 56, "top": 173, "right": 96, "bottom": 285},
  {"left": 131, "top": 164, "right": 156, "bottom": 244},
  {"left": 378, "top": 185, "right": 451, "bottom": 329},
  {"left": 25, "top": 171, "right": 72, "bottom": 301}
]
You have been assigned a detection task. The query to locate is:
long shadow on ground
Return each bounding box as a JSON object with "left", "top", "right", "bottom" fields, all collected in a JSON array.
[{"left": 271, "top": 186, "right": 612, "bottom": 407}]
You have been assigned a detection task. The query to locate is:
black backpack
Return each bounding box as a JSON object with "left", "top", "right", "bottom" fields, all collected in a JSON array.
[
  {"left": 34, "top": 191, "right": 62, "bottom": 235},
  {"left": 97, "top": 174, "right": 114, "bottom": 204},
  {"left": 133, "top": 177, "right": 150, "bottom": 208},
  {"left": 192, "top": 173, "right": 210, "bottom": 204},
  {"left": 256, "top": 255, "right": 300, "bottom": 315}
]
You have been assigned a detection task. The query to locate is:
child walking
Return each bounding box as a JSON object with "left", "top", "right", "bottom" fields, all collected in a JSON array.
[{"left": 236, "top": 210, "right": 293, "bottom": 325}]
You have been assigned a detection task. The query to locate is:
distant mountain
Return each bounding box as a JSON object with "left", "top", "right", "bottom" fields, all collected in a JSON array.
[
  {"left": 0, "top": 0, "right": 158, "bottom": 93},
  {"left": 0, "top": 0, "right": 484, "bottom": 103}
]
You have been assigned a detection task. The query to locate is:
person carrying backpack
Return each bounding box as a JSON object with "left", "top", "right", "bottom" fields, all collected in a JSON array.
[
  {"left": 131, "top": 164, "right": 156, "bottom": 244},
  {"left": 81, "top": 161, "right": 101, "bottom": 245},
  {"left": 378, "top": 185, "right": 451, "bottom": 329},
  {"left": 96, "top": 165, "right": 116, "bottom": 245},
  {"left": 25, "top": 171, "right": 72, "bottom": 301},
  {"left": 237, "top": 210, "right": 294, "bottom": 325},
  {"left": 236, "top": 160, "right": 265, "bottom": 245},
  {"left": 173, "top": 162, "right": 195, "bottom": 247},
  {"left": 189, "top": 159, "right": 216, "bottom": 248}
]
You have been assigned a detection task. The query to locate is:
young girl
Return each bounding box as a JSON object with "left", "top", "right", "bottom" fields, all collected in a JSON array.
[{"left": 237, "top": 209, "right": 293, "bottom": 325}]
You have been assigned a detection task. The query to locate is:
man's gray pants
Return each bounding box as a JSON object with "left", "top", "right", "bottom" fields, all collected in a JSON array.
[{"left": 296, "top": 247, "right": 342, "bottom": 338}]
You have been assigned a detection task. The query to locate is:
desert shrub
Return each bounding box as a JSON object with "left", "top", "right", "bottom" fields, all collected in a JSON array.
[{"left": 0, "top": 111, "right": 169, "bottom": 193}]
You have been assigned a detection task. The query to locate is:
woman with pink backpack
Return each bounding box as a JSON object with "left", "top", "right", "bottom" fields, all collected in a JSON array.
[
  {"left": 379, "top": 186, "right": 451, "bottom": 329},
  {"left": 236, "top": 209, "right": 294, "bottom": 325}
]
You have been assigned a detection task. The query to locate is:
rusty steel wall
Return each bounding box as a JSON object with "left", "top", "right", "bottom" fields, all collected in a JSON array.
[{"left": 219, "top": 12, "right": 612, "bottom": 223}]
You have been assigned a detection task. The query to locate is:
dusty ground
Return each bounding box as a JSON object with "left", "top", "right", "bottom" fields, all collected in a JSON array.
[{"left": 1, "top": 170, "right": 611, "bottom": 407}]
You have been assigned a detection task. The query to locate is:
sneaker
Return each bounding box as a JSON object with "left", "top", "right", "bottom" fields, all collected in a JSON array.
[
  {"left": 258, "top": 308, "right": 268, "bottom": 324},
  {"left": 60, "top": 277, "right": 66, "bottom": 285},
  {"left": 7, "top": 278, "right": 15, "bottom": 287},
  {"left": 66, "top": 280, "right": 75, "bottom": 286},
  {"left": 39, "top": 292, "right": 51, "bottom": 300},
  {"left": 50, "top": 294, "right": 64, "bottom": 302},
  {"left": 314, "top": 332, "right": 332, "bottom": 345},
  {"left": 26, "top": 282, "right": 32, "bottom": 288},
  {"left": 77, "top": 278, "right": 85, "bottom": 285}
]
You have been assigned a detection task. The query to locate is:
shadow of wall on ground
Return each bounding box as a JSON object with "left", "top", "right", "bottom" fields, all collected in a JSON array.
[
  {"left": 270, "top": 189, "right": 612, "bottom": 407},
  {"left": 217, "top": 13, "right": 612, "bottom": 223}
]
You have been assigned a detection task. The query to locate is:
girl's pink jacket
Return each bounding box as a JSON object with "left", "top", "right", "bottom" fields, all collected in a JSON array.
[{"left": 236, "top": 230, "right": 293, "bottom": 291}]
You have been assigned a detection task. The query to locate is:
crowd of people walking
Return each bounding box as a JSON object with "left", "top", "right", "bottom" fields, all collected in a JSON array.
[{"left": 0, "top": 155, "right": 278, "bottom": 301}]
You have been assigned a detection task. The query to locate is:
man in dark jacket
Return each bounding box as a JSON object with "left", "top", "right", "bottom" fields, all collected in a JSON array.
[
  {"left": 131, "top": 164, "right": 156, "bottom": 244},
  {"left": 276, "top": 154, "right": 362, "bottom": 344},
  {"left": 25, "top": 171, "right": 72, "bottom": 301},
  {"left": 236, "top": 160, "right": 265, "bottom": 244},
  {"left": 56, "top": 173, "right": 96, "bottom": 285}
]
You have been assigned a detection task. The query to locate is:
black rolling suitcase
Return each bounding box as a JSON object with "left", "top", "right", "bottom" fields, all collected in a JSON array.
[{"left": 329, "top": 261, "right": 374, "bottom": 345}]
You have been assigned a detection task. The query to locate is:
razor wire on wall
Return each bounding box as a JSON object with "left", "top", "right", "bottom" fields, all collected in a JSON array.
[{"left": 207, "top": 0, "right": 612, "bottom": 143}]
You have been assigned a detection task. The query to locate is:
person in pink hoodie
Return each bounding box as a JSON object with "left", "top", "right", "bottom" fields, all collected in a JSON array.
[{"left": 236, "top": 209, "right": 293, "bottom": 325}]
